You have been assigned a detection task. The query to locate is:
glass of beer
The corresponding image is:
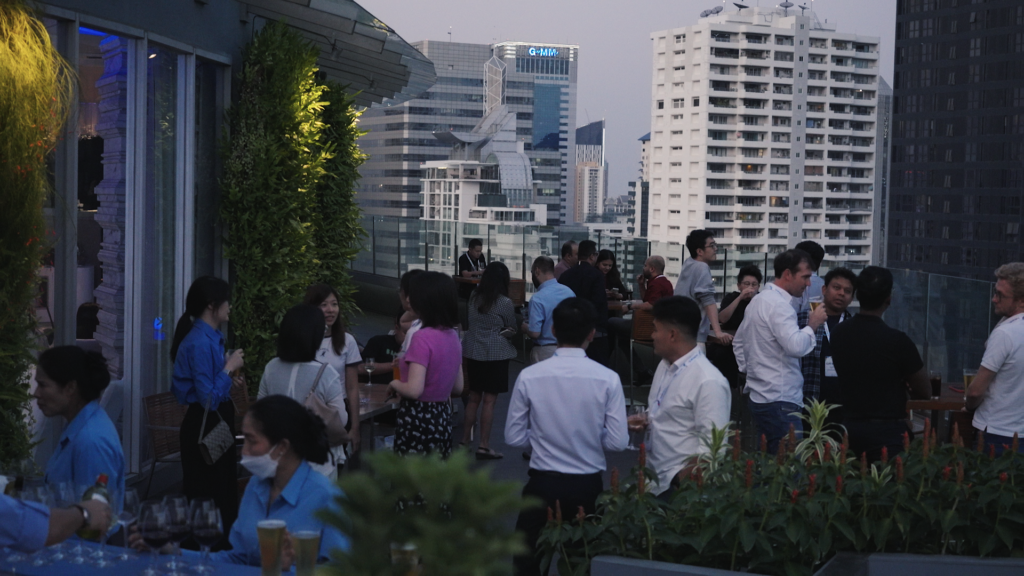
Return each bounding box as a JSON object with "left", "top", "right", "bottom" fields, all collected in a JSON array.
[
  {"left": 257, "top": 519, "right": 287, "bottom": 576},
  {"left": 929, "top": 371, "right": 942, "bottom": 399},
  {"left": 626, "top": 406, "right": 648, "bottom": 451},
  {"left": 390, "top": 542, "right": 420, "bottom": 576},
  {"left": 292, "top": 531, "right": 321, "bottom": 576},
  {"left": 809, "top": 296, "right": 823, "bottom": 312},
  {"left": 963, "top": 369, "right": 977, "bottom": 391}
]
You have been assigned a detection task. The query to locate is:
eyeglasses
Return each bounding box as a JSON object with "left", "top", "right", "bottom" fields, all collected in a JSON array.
[
  {"left": 704, "top": 242, "right": 718, "bottom": 250},
  {"left": 738, "top": 281, "right": 760, "bottom": 288}
]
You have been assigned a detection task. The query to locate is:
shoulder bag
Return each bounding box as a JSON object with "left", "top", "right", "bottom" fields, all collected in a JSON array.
[
  {"left": 198, "top": 395, "right": 233, "bottom": 465},
  {"left": 303, "top": 363, "right": 349, "bottom": 447}
]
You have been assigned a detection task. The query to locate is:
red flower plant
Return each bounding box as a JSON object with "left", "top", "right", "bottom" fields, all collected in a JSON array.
[
  {"left": 1000, "top": 472, "right": 1008, "bottom": 484},
  {"left": 895, "top": 456, "right": 904, "bottom": 483},
  {"left": 745, "top": 459, "right": 754, "bottom": 489},
  {"left": 808, "top": 474, "right": 818, "bottom": 497},
  {"left": 942, "top": 466, "right": 951, "bottom": 481},
  {"left": 760, "top": 434, "right": 768, "bottom": 454},
  {"left": 791, "top": 489, "right": 799, "bottom": 504},
  {"left": 610, "top": 468, "right": 620, "bottom": 495},
  {"left": 881, "top": 446, "right": 889, "bottom": 464},
  {"left": 732, "top": 429, "right": 741, "bottom": 462},
  {"left": 835, "top": 475, "right": 844, "bottom": 495}
]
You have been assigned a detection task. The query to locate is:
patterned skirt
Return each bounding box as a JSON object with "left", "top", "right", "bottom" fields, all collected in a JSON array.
[{"left": 394, "top": 398, "right": 453, "bottom": 457}]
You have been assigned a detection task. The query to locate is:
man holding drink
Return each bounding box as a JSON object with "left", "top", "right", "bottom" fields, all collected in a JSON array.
[
  {"left": 798, "top": 267, "right": 857, "bottom": 426},
  {"left": 966, "top": 262, "right": 1024, "bottom": 455}
]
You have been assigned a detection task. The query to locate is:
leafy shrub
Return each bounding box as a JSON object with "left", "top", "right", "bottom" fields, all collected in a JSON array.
[
  {"left": 0, "top": 0, "right": 74, "bottom": 466},
  {"left": 541, "top": 401, "right": 1024, "bottom": 576}
]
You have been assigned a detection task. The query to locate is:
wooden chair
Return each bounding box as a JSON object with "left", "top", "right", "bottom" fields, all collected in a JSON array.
[
  {"left": 628, "top": 309, "right": 657, "bottom": 407},
  {"left": 508, "top": 279, "right": 527, "bottom": 307},
  {"left": 142, "top": 392, "right": 188, "bottom": 499},
  {"left": 229, "top": 384, "right": 252, "bottom": 434}
]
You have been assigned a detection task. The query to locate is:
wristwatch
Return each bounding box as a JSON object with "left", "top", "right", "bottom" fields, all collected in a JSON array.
[{"left": 73, "top": 503, "right": 90, "bottom": 529}]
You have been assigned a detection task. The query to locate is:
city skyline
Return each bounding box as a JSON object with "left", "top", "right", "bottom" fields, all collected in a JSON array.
[{"left": 364, "top": 0, "right": 897, "bottom": 203}]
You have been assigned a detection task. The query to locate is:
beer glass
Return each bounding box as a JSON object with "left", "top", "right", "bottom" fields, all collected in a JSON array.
[
  {"left": 929, "top": 371, "right": 943, "bottom": 399},
  {"left": 809, "top": 296, "right": 823, "bottom": 312},
  {"left": 291, "top": 531, "right": 321, "bottom": 576},
  {"left": 963, "top": 369, "right": 977, "bottom": 390},
  {"left": 257, "top": 519, "right": 287, "bottom": 576}
]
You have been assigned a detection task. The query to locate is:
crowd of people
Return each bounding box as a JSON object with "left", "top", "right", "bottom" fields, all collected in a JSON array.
[{"left": 5, "top": 233, "right": 1024, "bottom": 576}]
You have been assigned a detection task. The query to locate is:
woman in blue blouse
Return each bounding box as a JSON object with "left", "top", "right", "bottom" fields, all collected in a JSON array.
[
  {"left": 171, "top": 276, "right": 245, "bottom": 534},
  {"left": 36, "top": 346, "right": 125, "bottom": 509},
  {"left": 132, "top": 395, "right": 349, "bottom": 567}
]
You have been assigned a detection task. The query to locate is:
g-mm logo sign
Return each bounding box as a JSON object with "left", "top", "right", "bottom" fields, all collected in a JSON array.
[{"left": 528, "top": 47, "right": 559, "bottom": 57}]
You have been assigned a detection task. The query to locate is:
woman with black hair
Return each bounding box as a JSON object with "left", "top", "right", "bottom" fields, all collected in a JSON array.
[
  {"left": 303, "top": 284, "right": 361, "bottom": 453},
  {"left": 171, "top": 276, "right": 243, "bottom": 533},
  {"left": 596, "top": 250, "right": 627, "bottom": 300},
  {"left": 460, "top": 262, "right": 517, "bottom": 459},
  {"left": 259, "top": 304, "right": 349, "bottom": 478},
  {"left": 388, "top": 271, "right": 464, "bottom": 457},
  {"left": 132, "top": 395, "right": 349, "bottom": 567},
  {"left": 36, "top": 346, "right": 125, "bottom": 508}
]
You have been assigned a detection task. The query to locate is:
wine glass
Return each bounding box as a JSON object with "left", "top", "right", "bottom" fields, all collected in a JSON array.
[
  {"left": 162, "top": 496, "right": 191, "bottom": 575},
  {"left": 46, "top": 482, "right": 75, "bottom": 561},
  {"left": 115, "top": 488, "right": 141, "bottom": 562},
  {"left": 626, "top": 406, "right": 648, "bottom": 451},
  {"left": 23, "top": 487, "right": 54, "bottom": 567},
  {"left": 139, "top": 500, "right": 170, "bottom": 576},
  {"left": 190, "top": 500, "right": 222, "bottom": 574},
  {"left": 362, "top": 359, "right": 376, "bottom": 404}
]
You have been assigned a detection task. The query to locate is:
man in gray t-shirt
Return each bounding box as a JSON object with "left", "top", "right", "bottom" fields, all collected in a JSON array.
[{"left": 674, "top": 230, "right": 731, "bottom": 348}]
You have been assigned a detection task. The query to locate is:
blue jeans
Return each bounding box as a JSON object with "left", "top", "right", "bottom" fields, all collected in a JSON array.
[
  {"left": 983, "top": 431, "right": 1024, "bottom": 457},
  {"left": 748, "top": 399, "right": 803, "bottom": 454}
]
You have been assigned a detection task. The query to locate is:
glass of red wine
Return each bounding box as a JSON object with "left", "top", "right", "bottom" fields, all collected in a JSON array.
[
  {"left": 190, "top": 499, "right": 222, "bottom": 574},
  {"left": 162, "top": 496, "right": 192, "bottom": 575},
  {"left": 138, "top": 500, "right": 170, "bottom": 576}
]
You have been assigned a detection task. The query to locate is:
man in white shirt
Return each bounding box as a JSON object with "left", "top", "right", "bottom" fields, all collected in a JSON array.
[
  {"left": 967, "top": 262, "right": 1024, "bottom": 456},
  {"left": 734, "top": 249, "right": 826, "bottom": 453},
  {"left": 793, "top": 241, "right": 826, "bottom": 313},
  {"left": 505, "top": 297, "right": 628, "bottom": 576},
  {"left": 631, "top": 296, "right": 730, "bottom": 497}
]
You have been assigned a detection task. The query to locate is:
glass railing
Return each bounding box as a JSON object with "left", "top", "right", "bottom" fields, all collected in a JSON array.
[{"left": 352, "top": 216, "right": 998, "bottom": 377}]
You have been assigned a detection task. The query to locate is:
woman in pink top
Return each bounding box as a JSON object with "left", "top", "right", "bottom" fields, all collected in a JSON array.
[{"left": 388, "top": 272, "right": 464, "bottom": 456}]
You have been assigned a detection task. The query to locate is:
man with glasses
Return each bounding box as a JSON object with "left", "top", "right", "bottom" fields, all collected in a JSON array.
[
  {"left": 674, "top": 230, "right": 731, "bottom": 352},
  {"left": 967, "top": 262, "right": 1024, "bottom": 456}
]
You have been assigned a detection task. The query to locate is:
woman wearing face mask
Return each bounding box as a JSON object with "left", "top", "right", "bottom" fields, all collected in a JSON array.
[
  {"left": 259, "top": 304, "right": 349, "bottom": 478},
  {"left": 132, "top": 395, "right": 349, "bottom": 567},
  {"left": 36, "top": 346, "right": 125, "bottom": 509},
  {"left": 171, "top": 276, "right": 244, "bottom": 533},
  {"left": 302, "top": 284, "right": 362, "bottom": 454}
]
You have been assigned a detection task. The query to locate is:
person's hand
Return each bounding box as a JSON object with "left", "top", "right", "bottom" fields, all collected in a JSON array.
[
  {"left": 739, "top": 287, "right": 757, "bottom": 301},
  {"left": 232, "top": 373, "right": 247, "bottom": 390},
  {"left": 79, "top": 499, "right": 113, "bottom": 534},
  {"left": 386, "top": 381, "right": 401, "bottom": 401},
  {"left": 636, "top": 273, "right": 647, "bottom": 286},
  {"left": 520, "top": 321, "right": 529, "bottom": 333},
  {"left": 807, "top": 303, "right": 828, "bottom": 330},
  {"left": 627, "top": 419, "right": 648, "bottom": 432},
  {"left": 715, "top": 332, "right": 734, "bottom": 345},
  {"left": 281, "top": 530, "right": 295, "bottom": 570},
  {"left": 348, "top": 427, "right": 361, "bottom": 453},
  {"left": 224, "top": 349, "right": 244, "bottom": 373}
]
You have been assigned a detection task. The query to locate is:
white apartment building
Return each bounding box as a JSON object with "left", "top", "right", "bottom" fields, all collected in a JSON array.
[{"left": 648, "top": 7, "right": 882, "bottom": 288}]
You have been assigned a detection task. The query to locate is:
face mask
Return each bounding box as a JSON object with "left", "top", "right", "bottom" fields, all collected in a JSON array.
[{"left": 240, "top": 444, "right": 280, "bottom": 480}]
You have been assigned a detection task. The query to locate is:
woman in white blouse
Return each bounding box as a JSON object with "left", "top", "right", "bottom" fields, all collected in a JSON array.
[
  {"left": 304, "top": 284, "right": 363, "bottom": 453},
  {"left": 258, "top": 304, "right": 349, "bottom": 478}
]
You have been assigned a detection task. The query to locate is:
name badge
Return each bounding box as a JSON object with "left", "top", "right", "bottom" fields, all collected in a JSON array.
[{"left": 824, "top": 356, "right": 838, "bottom": 378}]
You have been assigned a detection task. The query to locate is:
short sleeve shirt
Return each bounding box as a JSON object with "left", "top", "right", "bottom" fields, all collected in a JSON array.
[
  {"left": 316, "top": 333, "right": 361, "bottom": 398},
  {"left": 644, "top": 276, "right": 674, "bottom": 304},
  {"left": 402, "top": 327, "right": 463, "bottom": 402},
  {"left": 829, "top": 314, "right": 923, "bottom": 421},
  {"left": 974, "top": 313, "right": 1024, "bottom": 437}
]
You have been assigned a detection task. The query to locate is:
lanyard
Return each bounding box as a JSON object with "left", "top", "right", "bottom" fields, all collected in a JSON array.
[
  {"left": 822, "top": 312, "right": 846, "bottom": 343},
  {"left": 650, "top": 353, "right": 700, "bottom": 418}
]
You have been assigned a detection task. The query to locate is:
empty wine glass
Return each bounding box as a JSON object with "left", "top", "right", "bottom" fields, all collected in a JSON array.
[
  {"left": 115, "top": 488, "right": 141, "bottom": 562},
  {"left": 46, "top": 482, "right": 75, "bottom": 561},
  {"left": 190, "top": 499, "right": 222, "bottom": 574},
  {"left": 139, "top": 500, "right": 169, "bottom": 576},
  {"left": 362, "top": 359, "right": 375, "bottom": 404}
]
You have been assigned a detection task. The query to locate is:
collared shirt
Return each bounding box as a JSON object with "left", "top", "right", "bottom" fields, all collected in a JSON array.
[
  {"left": 798, "top": 309, "right": 852, "bottom": 402},
  {"left": 505, "top": 348, "right": 628, "bottom": 474},
  {"left": 674, "top": 258, "right": 717, "bottom": 342},
  {"left": 647, "top": 348, "right": 731, "bottom": 495},
  {"left": 0, "top": 494, "right": 49, "bottom": 553},
  {"left": 44, "top": 400, "right": 125, "bottom": 511},
  {"left": 527, "top": 279, "right": 575, "bottom": 346},
  {"left": 172, "top": 319, "right": 233, "bottom": 408},
  {"left": 643, "top": 275, "right": 674, "bottom": 304},
  {"left": 793, "top": 272, "right": 826, "bottom": 314},
  {"left": 733, "top": 283, "right": 816, "bottom": 405},
  {"left": 211, "top": 460, "right": 349, "bottom": 566},
  {"left": 553, "top": 259, "right": 572, "bottom": 279},
  {"left": 975, "top": 312, "right": 1024, "bottom": 437}
]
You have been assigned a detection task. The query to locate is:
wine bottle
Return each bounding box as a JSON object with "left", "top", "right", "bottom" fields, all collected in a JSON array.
[{"left": 75, "top": 473, "right": 110, "bottom": 540}]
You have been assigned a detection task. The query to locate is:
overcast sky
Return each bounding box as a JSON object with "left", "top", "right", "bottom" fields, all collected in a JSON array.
[{"left": 364, "top": 0, "right": 896, "bottom": 199}]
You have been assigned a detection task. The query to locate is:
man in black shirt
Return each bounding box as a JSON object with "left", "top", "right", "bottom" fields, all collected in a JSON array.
[
  {"left": 457, "top": 238, "right": 486, "bottom": 299},
  {"left": 830, "top": 266, "right": 930, "bottom": 462},
  {"left": 558, "top": 240, "right": 609, "bottom": 366},
  {"left": 798, "top": 267, "right": 857, "bottom": 429},
  {"left": 359, "top": 307, "right": 408, "bottom": 384}
]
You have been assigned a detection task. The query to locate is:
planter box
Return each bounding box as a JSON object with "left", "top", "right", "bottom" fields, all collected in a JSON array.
[
  {"left": 815, "top": 552, "right": 1024, "bottom": 576},
  {"left": 591, "top": 556, "right": 768, "bottom": 576}
]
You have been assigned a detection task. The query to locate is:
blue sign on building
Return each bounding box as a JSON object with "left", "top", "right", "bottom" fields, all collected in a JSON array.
[{"left": 528, "top": 47, "right": 559, "bottom": 57}]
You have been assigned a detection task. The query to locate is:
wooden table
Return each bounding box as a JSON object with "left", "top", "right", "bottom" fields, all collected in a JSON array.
[
  {"left": 907, "top": 384, "right": 971, "bottom": 445},
  {"left": 358, "top": 384, "right": 398, "bottom": 451},
  {"left": 906, "top": 384, "right": 965, "bottom": 412}
]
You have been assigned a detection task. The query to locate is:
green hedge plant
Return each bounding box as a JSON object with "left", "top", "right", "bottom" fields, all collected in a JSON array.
[
  {"left": 541, "top": 401, "right": 1024, "bottom": 576},
  {"left": 0, "top": 0, "right": 75, "bottom": 467}
]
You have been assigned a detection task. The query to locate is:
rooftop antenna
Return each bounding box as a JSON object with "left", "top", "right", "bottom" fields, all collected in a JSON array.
[
  {"left": 711, "top": 5, "right": 724, "bottom": 14},
  {"left": 780, "top": 1, "right": 793, "bottom": 16},
  {"left": 734, "top": 2, "right": 748, "bottom": 13},
  {"left": 799, "top": 3, "right": 808, "bottom": 15},
  {"left": 447, "top": 26, "right": 452, "bottom": 42}
]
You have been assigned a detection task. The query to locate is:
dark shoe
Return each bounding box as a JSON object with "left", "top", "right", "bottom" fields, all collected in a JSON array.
[{"left": 476, "top": 447, "right": 503, "bottom": 460}]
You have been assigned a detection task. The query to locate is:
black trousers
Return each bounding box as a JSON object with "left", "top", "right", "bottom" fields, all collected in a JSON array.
[
  {"left": 584, "top": 335, "right": 609, "bottom": 367},
  {"left": 513, "top": 470, "right": 603, "bottom": 576},
  {"left": 180, "top": 402, "right": 239, "bottom": 535},
  {"left": 845, "top": 419, "right": 910, "bottom": 464}
]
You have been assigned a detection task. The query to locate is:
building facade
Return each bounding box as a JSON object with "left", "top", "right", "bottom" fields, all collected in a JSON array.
[
  {"left": 888, "top": 0, "right": 1024, "bottom": 277},
  {"left": 648, "top": 7, "right": 882, "bottom": 287},
  {"left": 574, "top": 119, "right": 607, "bottom": 222}
]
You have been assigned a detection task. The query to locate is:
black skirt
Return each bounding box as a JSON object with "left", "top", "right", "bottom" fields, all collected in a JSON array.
[
  {"left": 180, "top": 401, "right": 238, "bottom": 535},
  {"left": 464, "top": 358, "right": 510, "bottom": 395},
  {"left": 394, "top": 398, "right": 453, "bottom": 457}
]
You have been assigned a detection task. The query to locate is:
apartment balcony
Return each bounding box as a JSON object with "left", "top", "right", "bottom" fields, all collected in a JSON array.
[{"left": 710, "top": 47, "right": 740, "bottom": 59}]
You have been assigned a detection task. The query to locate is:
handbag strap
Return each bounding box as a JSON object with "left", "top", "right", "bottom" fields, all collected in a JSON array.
[
  {"left": 198, "top": 395, "right": 217, "bottom": 445},
  {"left": 304, "top": 362, "right": 329, "bottom": 402}
]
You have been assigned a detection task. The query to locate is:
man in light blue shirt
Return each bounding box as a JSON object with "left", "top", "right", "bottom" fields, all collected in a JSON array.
[
  {"left": 521, "top": 256, "right": 575, "bottom": 365},
  {"left": 0, "top": 493, "right": 111, "bottom": 552}
]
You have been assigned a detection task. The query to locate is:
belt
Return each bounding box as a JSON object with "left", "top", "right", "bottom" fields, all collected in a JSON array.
[{"left": 528, "top": 469, "right": 601, "bottom": 479}]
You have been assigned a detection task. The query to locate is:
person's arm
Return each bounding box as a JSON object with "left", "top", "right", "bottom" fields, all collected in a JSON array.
[
  {"left": 322, "top": 370, "right": 351, "bottom": 442},
  {"left": 966, "top": 367, "right": 998, "bottom": 411},
  {"left": 906, "top": 366, "right": 931, "bottom": 400},
  {"left": 636, "top": 274, "right": 648, "bottom": 300},
  {"left": 451, "top": 365, "right": 464, "bottom": 397},
  {"left": 500, "top": 298, "right": 517, "bottom": 331},
  {"left": 694, "top": 377, "right": 732, "bottom": 445},
  {"left": 503, "top": 375, "right": 531, "bottom": 447},
  {"left": 768, "top": 303, "right": 816, "bottom": 358},
  {"left": 694, "top": 269, "right": 730, "bottom": 342},
  {"left": 345, "top": 364, "right": 360, "bottom": 449},
  {"left": 705, "top": 304, "right": 732, "bottom": 344},
  {"left": 48, "top": 500, "right": 111, "bottom": 548},
  {"left": 602, "top": 380, "right": 629, "bottom": 452},
  {"left": 718, "top": 292, "right": 745, "bottom": 325},
  {"left": 733, "top": 322, "right": 747, "bottom": 372},
  {"left": 390, "top": 362, "right": 426, "bottom": 399},
  {"left": 525, "top": 300, "right": 543, "bottom": 339},
  {"left": 188, "top": 342, "right": 234, "bottom": 407}
]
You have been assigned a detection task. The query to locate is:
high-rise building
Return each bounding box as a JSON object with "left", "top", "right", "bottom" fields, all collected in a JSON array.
[
  {"left": 627, "top": 133, "right": 651, "bottom": 238},
  {"left": 888, "top": 0, "right": 1024, "bottom": 277},
  {"left": 357, "top": 41, "right": 492, "bottom": 218},
  {"left": 649, "top": 7, "right": 883, "bottom": 287},
  {"left": 574, "top": 120, "right": 608, "bottom": 222}
]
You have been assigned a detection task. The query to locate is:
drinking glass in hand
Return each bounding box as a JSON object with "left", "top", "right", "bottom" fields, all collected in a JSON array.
[
  {"left": 626, "top": 406, "right": 648, "bottom": 451},
  {"left": 116, "top": 488, "right": 141, "bottom": 562},
  {"left": 363, "top": 360, "right": 376, "bottom": 404},
  {"left": 139, "top": 500, "right": 170, "bottom": 576},
  {"left": 191, "top": 500, "right": 222, "bottom": 575},
  {"left": 963, "top": 369, "right": 978, "bottom": 392},
  {"left": 809, "top": 296, "right": 823, "bottom": 312},
  {"left": 162, "top": 496, "right": 191, "bottom": 575},
  {"left": 929, "top": 371, "right": 943, "bottom": 399}
]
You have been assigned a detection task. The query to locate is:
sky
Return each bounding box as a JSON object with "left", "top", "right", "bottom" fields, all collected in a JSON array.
[{"left": 364, "top": 0, "right": 897, "bottom": 200}]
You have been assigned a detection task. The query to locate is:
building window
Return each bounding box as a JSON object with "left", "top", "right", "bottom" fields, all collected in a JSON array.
[{"left": 657, "top": 100, "right": 664, "bottom": 109}]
